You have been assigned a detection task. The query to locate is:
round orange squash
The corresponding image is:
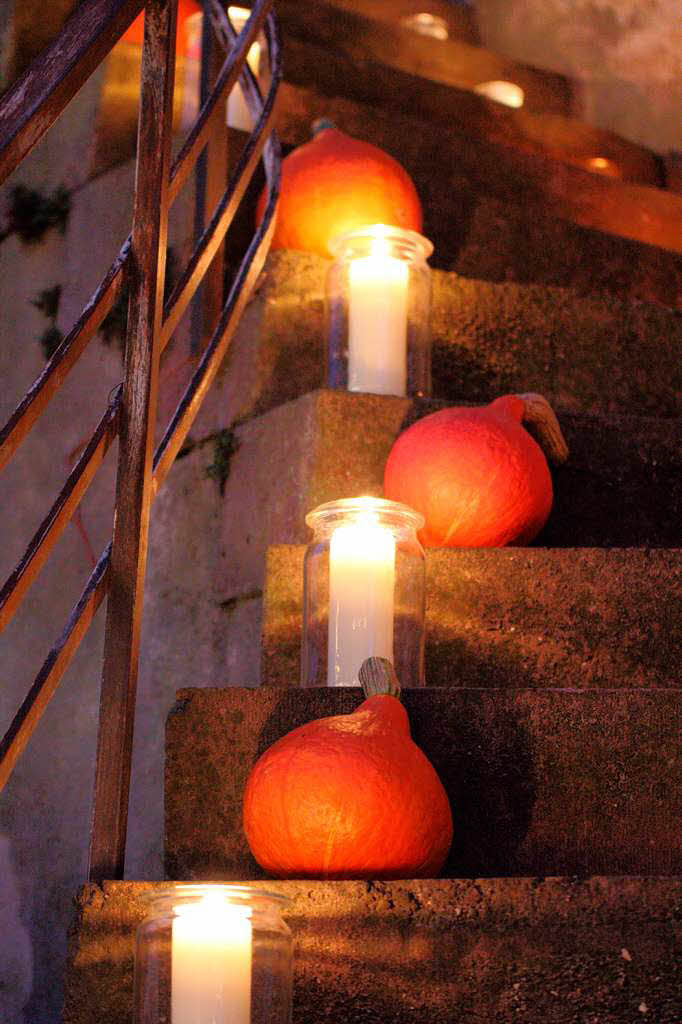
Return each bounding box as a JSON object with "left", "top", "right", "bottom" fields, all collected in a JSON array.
[
  {"left": 255, "top": 120, "right": 423, "bottom": 257},
  {"left": 384, "top": 393, "right": 569, "bottom": 548},
  {"left": 242, "top": 659, "right": 452, "bottom": 879}
]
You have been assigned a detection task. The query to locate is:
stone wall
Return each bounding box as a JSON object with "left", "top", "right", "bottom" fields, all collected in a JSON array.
[{"left": 475, "top": 0, "right": 682, "bottom": 154}]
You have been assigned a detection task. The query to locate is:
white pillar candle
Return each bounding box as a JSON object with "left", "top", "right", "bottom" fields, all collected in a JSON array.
[
  {"left": 172, "top": 895, "right": 252, "bottom": 1024},
  {"left": 327, "top": 515, "right": 396, "bottom": 685},
  {"left": 226, "top": 7, "right": 262, "bottom": 132},
  {"left": 347, "top": 234, "right": 409, "bottom": 396}
]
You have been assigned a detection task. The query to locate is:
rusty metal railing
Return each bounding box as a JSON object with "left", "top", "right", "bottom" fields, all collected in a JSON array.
[{"left": 0, "top": 0, "right": 281, "bottom": 883}]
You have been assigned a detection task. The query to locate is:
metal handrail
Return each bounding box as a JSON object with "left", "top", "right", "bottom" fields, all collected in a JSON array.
[{"left": 0, "top": 0, "right": 281, "bottom": 883}]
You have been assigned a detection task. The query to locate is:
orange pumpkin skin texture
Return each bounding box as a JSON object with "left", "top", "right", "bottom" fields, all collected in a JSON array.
[
  {"left": 255, "top": 125, "right": 423, "bottom": 257},
  {"left": 384, "top": 396, "right": 555, "bottom": 548},
  {"left": 242, "top": 694, "right": 453, "bottom": 880}
]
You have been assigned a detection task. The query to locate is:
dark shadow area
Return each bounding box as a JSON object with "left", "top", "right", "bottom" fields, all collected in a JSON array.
[{"left": 405, "top": 691, "right": 536, "bottom": 877}]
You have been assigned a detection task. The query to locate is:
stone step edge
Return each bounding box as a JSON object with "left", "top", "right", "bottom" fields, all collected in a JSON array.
[
  {"left": 64, "top": 878, "right": 682, "bottom": 1024},
  {"left": 164, "top": 687, "right": 681, "bottom": 881},
  {"left": 261, "top": 545, "right": 681, "bottom": 689}
]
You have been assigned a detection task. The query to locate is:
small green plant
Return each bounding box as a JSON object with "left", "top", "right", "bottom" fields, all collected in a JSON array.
[
  {"left": 39, "top": 325, "right": 65, "bottom": 360},
  {"left": 205, "top": 428, "right": 240, "bottom": 496},
  {"left": 32, "top": 284, "right": 62, "bottom": 320},
  {"left": 31, "top": 284, "right": 64, "bottom": 360},
  {"left": 0, "top": 184, "right": 71, "bottom": 244}
]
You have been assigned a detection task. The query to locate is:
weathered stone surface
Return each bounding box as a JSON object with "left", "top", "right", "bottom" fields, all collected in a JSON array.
[
  {"left": 429, "top": 277, "right": 682, "bottom": 418},
  {"left": 190, "top": 250, "right": 327, "bottom": 439},
  {"left": 216, "top": 389, "right": 409, "bottom": 601},
  {"left": 201, "top": 251, "right": 682, "bottom": 428},
  {"left": 64, "top": 878, "right": 682, "bottom": 1024},
  {"left": 164, "top": 687, "right": 682, "bottom": 880},
  {"left": 262, "top": 546, "right": 681, "bottom": 690}
]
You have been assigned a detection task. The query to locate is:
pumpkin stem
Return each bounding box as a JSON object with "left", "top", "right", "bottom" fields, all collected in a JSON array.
[
  {"left": 311, "top": 117, "right": 336, "bottom": 138},
  {"left": 359, "top": 657, "right": 402, "bottom": 699},
  {"left": 517, "top": 392, "right": 570, "bottom": 465}
]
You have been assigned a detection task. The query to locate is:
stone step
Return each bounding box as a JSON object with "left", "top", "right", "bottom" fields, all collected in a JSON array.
[
  {"left": 164, "top": 687, "right": 681, "bottom": 880},
  {"left": 213, "top": 252, "right": 682, "bottom": 434},
  {"left": 64, "top": 877, "right": 682, "bottom": 1024},
  {"left": 204, "top": 387, "right": 680, "bottom": 682},
  {"left": 66, "top": 872, "right": 679, "bottom": 1024},
  {"left": 262, "top": 546, "right": 681, "bottom": 690},
  {"left": 273, "top": 84, "right": 682, "bottom": 310}
]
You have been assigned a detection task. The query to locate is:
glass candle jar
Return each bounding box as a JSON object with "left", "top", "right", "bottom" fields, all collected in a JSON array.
[
  {"left": 133, "top": 884, "right": 292, "bottom": 1024},
  {"left": 302, "top": 497, "right": 426, "bottom": 687},
  {"left": 326, "top": 224, "right": 433, "bottom": 398}
]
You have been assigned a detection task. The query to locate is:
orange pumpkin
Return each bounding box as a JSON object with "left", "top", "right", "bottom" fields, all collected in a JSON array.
[
  {"left": 122, "top": 0, "right": 201, "bottom": 54},
  {"left": 255, "top": 120, "right": 423, "bottom": 257},
  {"left": 384, "top": 393, "right": 569, "bottom": 548},
  {"left": 242, "top": 659, "right": 452, "bottom": 879}
]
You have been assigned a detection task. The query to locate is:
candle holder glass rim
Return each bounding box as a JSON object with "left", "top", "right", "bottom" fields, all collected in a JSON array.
[
  {"left": 327, "top": 223, "right": 434, "bottom": 263},
  {"left": 139, "top": 883, "right": 290, "bottom": 917},
  {"left": 305, "top": 495, "right": 425, "bottom": 535}
]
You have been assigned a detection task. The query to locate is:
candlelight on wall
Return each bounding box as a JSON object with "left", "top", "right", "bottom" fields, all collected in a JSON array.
[
  {"left": 326, "top": 224, "right": 433, "bottom": 398},
  {"left": 226, "top": 7, "right": 264, "bottom": 132},
  {"left": 133, "top": 885, "right": 292, "bottom": 1024},
  {"left": 302, "top": 497, "right": 426, "bottom": 688}
]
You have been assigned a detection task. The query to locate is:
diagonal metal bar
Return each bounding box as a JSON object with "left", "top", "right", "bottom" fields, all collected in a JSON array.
[
  {"left": 88, "top": 0, "right": 178, "bottom": 885},
  {"left": 168, "top": 0, "right": 272, "bottom": 205},
  {"left": 0, "top": 544, "right": 111, "bottom": 794},
  {"left": 152, "top": 13, "right": 281, "bottom": 489},
  {"left": 0, "top": 387, "right": 120, "bottom": 635},
  {"left": 0, "top": 240, "right": 129, "bottom": 474},
  {"left": 0, "top": 0, "right": 145, "bottom": 186},
  {"left": 153, "top": 171, "right": 279, "bottom": 491},
  {"left": 161, "top": 51, "right": 277, "bottom": 347}
]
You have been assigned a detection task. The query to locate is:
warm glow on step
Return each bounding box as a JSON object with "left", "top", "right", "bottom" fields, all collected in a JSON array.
[
  {"left": 474, "top": 79, "right": 525, "bottom": 108},
  {"left": 583, "top": 156, "right": 622, "bottom": 179},
  {"left": 400, "top": 12, "right": 449, "bottom": 40}
]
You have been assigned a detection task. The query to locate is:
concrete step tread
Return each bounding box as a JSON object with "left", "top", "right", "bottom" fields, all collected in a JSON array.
[
  {"left": 164, "top": 687, "right": 682, "bottom": 880},
  {"left": 203, "top": 385, "right": 680, "bottom": 683},
  {"left": 262, "top": 546, "right": 681, "bottom": 690},
  {"left": 65, "top": 877, "right": 682, "bottom": 1024},
  {"left": 214, "top": 252, "right": 682, "bottom": 437}
]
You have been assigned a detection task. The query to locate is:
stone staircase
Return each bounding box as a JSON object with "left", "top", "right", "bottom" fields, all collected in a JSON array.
[{"left": 62, "top": 13, "right": 681, "bottom": 1023}]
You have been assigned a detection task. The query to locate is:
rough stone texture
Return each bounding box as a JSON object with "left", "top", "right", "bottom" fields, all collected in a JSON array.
[
  {"left": 164, "top": 687, "right": 682, "bottom": 880},
  {"left": 216, "top": 389, "right": 409, "bottom": 602},
  {"left": 430, "top": 277, "right": 682, "bottom": 419},
  {"left": 261, "top": 546, "right": 681, "bottom": 691},
  {"left": 205, "top": 251, "right": 682, "bottom": 426},
  {"left": 275, "top": 83, "right": 682, "bottom": 310},
  {"left": 64, "top": 878, "right": 682, "bottom": 1024}
]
